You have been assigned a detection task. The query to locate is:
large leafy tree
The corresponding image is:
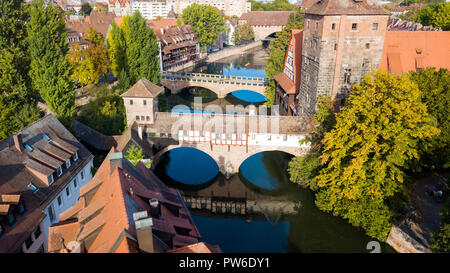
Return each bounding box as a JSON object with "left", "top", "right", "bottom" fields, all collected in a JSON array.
[
  {"left": 69, "top": 27, "right": 110, "bottom": 86},
  {"left": 249, "top": 0, "right": 300, "bottom": 11},
  {"left": 232, "top": 23, "right": 255, "bottom": 45},
  {"left": 290, "top": 71, "right": 440, "bottom": 241},
  {"left": 0, "top": 0, "right": 43, "bottom": 139},
  {"left": 182, "top": 4, "right": 225, "bottom": 48},
  {"left": 0, "top": 0, "right": 34, "bottom": 102},
  {"left": 125, "top": 144, "right": 151, "bottom": 167},
  {"left": 27, "top": 0, "right": 75, "bottom": 122},
  {"left": 409, "top": 68, "right": 450, "bottom": 170},
  {"left": 123, "top": 11, "right": 160, "bottom": 85},
  {"left": 107, "top": 22, "right": 127, "bottom": 77},
  {"left": 264, "top": 10, "right": 305, "bottom": 105}
]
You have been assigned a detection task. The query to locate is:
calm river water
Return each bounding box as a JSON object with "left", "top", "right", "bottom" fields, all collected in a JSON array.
[{"left": 155, "top": 47, "right": 395, "bottom": 253}]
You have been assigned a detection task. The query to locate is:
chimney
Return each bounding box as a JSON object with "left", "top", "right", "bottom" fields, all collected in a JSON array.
[
  {"left": 13, "top": 134, "right": 24, "bottom": 152},
  {"left": 133, "top": 211, "right": 154, "bottom": 253},
  {"left": 149, "top": 199, "right": 161, "bottom": 219}
]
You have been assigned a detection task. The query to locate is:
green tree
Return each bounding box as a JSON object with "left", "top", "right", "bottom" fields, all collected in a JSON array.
[
  {"left": 181, "top": 4, "right": 225, "bottom": 48},
  {"left": 27, "top": 0, "right": 75, "bottom": 123},
  {"left": 0, "top": 0, "right": 34, "bottom": 102},
  {"left": 125, "top": 144, "right": 152, "bottom": 167},
  {"left": 402, "top": 2, "right": 450, "bottom": 30},
  {"left": 117, "top": 68, "right": 131, "bottom": 94},
  {"left": 76, "top": 84, "right": 127, "bottom": 135},
  {"left": 69, "top": 28, "right": 111, "bottom": 86},
  {"left": 232, "top": 23, "right": 255, "bottom": 45},
  {"left": 80, "top": 2, "right": 92, "bottom": 16},
  {"left": 124, "top": 11, "right": 160, "bottom": 85},
  {"left": 264, "top": 10, "right": 305, "bottom": 105},
  {"left": 409, "top": 68, "right": 450, "bottom": 170},
  {"left": 249, "top": 0, "right": 299, "bottom": 11},
  {"left": 291, "top": 71, "right": 440, "bottom": 241},
  {"left": 107, "top": 22, "right": 127, "bottom": 77}
]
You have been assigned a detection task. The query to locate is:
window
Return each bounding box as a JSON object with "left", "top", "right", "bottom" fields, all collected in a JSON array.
[
  {"left": 146, "top": 116, "right": 150, "bottom": 121},
  {"left": 57, "top": 196, "right": 62, "bottom": 207},
  {"left": 268, "top": 135, "right": 271, "bottom": 140},
  {"left": 66, "top": 187, "right": 70, "bottom": 197},
  {"left": 80, "top": 170, "right": 84, "bottom": 180},
  {"left": 136, "top": 115, "right": 140, "bottom": 121},
  {"left": 66, "top": 158, "right": 71, "bottom": 169},
  {"left": 331, "top": 23, "right": 336, "bottom": 30},
  {"left": 372, "top": 23, "right": 378, "bottom": 30},
  {"left": 48, "top": 174, "right": 54, "bottom": 185},
  {"left": 141, "top": 116, "right": 144, "bottom": 121},
  {"left": 25, "top": 236, "right": 33, "bottom": 249},
  {"left": 33, "top": 225, "right": 42, "bottom": 239},
  {"left": 57, "top": 166, "right": 63, "bottom": 177},
  {"left": 24, "top": 144, "right": 33, "bottom": 152},
  {"left": 73, "top": 151, "right": 78, "bottom": 161},
  {"left": 283, "top": 135, "right": 288, "bottom": 141},
  {"left": 48, "top": 206, "right": 55, "bottom": 222},
  {"left": 8, "top": 212, "right": 15, "bottom": 225},
  {"left": 28, "top": 183, "right": 39, "bottom": 193},
  {"left": 42, "top": 133, "right": 51, "bottom": 142},
  {"left": 365, "top": 43, "right": 370, "bottom": 49},
  {"left": 143, "top": 100, "right": 147, "bottom": 105},
  {"left": 130, "top": 100, "right": 133, "bottom": 105},
  {"left": 73, "top": 178, "right": 78, "bottom": 188},
  {"left": 334, "top": 43, "right": 337, "bottom": 50},
  {"left": 352, "top": 23, "right": 357, "bottom": 30},
  {"left": 18, "top": 200, "right": 25, "bottom": 215}
]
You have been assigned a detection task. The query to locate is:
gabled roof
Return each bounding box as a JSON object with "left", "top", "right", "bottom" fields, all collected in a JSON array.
[
  {"left": 239, "top": 11, "right": 295, "bottom": 26},
  {"left": 306, "top": 0, "right": 389, "bottom": 16},
  {"left": 120, "top": 79, "right": 164, "bottom": 98},
  {"left": 274, "top": 30, "right": 303, "bottom": 95},
  {"left": 48, "top": 148, "right": 206, "bottom": 253}
]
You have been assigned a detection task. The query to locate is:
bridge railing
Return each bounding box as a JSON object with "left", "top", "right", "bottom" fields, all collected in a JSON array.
[{"left": 161, "top": 71, "right": 269, "bottom": 86}]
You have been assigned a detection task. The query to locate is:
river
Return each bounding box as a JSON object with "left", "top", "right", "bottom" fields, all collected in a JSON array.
[{"left": 155, "top": 47, "right": 395, "bottom": 253}]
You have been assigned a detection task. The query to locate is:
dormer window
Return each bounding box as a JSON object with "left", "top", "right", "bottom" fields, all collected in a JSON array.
[
  {"left": 42, "top": 133, "right": 51, "bottom": 142},
  {"left": 57, "top": 166, "right": 63, "bottom": 177},
  {"left": 28, "top": 183, "right": 39, "bottom": 193},
  {"left": 66, "top": 158, "right": 71, "bottom": 169},
  {"left": 48, "top": 173, "right": 54, "bottom": 185},
  {"left": 73, "top": 151, "right": 78, "bottom": 161},
  {"left": 7, "top": 212, "right": 15, "bottom": 226},
  {"left": 24, "top": 144, "right": 33, "bottom": 152},
  {"left": 18, "top": 200, "right": 25, "bottom": 215}
]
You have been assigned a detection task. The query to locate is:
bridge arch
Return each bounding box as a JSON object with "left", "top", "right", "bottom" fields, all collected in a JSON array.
[
  {"left": 160, "top": 72, "right": 268, "bottom": 98},
  {"left": 152, "top": 142, "right": 307, "bottom": 177}
]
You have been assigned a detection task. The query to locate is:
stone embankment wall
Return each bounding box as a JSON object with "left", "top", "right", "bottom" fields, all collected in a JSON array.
[{"left": 386, "top": 225, "right": 431, "bottom": 253}]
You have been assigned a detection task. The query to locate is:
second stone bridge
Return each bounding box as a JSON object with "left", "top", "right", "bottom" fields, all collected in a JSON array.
[{"left": 160, "top": 72, "right": 269, "bottom": 98}]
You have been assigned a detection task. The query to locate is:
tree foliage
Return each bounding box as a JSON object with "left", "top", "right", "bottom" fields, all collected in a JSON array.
[
  {"left": 409, "top": 68, "right": 450, "bottom": 170},
  {"left": 125, "top": 12, "right": 160, "bottom": 85},
  {"left": 80, "top": 3, "right": 93, "bottom": 16},
  {"left": 125, "top": 144, "right": 151, "bottom": 167},
  {"left": 249, "top": 0, "right": 300, "bottom": 11},
  {"left": 181, "top": 4, "right": 225, "bottom": 48},
  {"left": 232, "top": 23, "right": 255, "bottom": 45},
  {"left": 69, "top": 28, "right": 110, "bottom": 86},
  {"left": 430, "top": 197, "right": 450, "bottom": 253},
  {"left": 107, "top": 22, "right": 127, "bottom": 77},
  {"left": 264, "top": 10, "right": 305, "bottom": 106},
  {"left": 400, "top": 2, "right": 450, "bottom": 30},
  {"left": 76, "top": 85, "right": 127, "bottom": 135},
  {"left": 27, "top": 0, "right": 75, "bottom": 122},
  {"left": 289, "top": 71, "right": 440, "bottom": 241}
]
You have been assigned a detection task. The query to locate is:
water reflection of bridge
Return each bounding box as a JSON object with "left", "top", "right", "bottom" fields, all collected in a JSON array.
[{"left": 178, "top": 174, "right": 301, "bottom": 225}]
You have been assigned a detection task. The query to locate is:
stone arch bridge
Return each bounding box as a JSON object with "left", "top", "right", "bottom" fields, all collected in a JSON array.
[
  {"left": 139, "top": 112, "right": 311, "bottom": 176},
  {"left": 160, "top": 72, "right": 268, "bottom": 98}
]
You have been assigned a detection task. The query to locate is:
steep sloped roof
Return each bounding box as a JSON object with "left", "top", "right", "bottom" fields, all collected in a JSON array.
[{"left": 120, "top": 79, "right": 164, "bottom": 98}]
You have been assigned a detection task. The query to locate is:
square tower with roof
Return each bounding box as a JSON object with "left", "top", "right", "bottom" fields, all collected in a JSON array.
[{"left": 298, "top": 0, "right": 389, "bottom": 115}]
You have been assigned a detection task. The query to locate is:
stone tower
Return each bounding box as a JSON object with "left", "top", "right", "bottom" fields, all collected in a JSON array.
[
  {"left": 298, "top": 0, "right": 389, "bottom": 115},
  {"left": 120, "top": 78, "right": 164, "bottom": 126}
]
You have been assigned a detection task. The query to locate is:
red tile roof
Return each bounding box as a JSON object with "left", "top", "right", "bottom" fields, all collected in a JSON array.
[
  {"left": 168, "top": 242, "right": 222, "bottom": 253},
  {"left": 380, "top": 31, "right": 450, "bottom": 75},
  {"left": 306, "top": 0, "right": 389, "bottom": 16},
  {"left": 48, "top": 148, "right": 207, "bottom": 253},
  {"left": 239, "top": 11, "right": 295, "bottom": 26},
  {"left": 120, "top": 78, "right": 164, "bottom": 98}
]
